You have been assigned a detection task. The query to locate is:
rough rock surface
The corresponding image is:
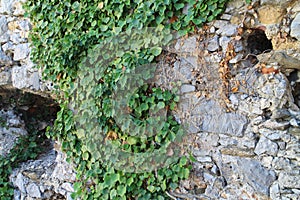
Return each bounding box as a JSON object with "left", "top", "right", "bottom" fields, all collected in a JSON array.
[
  {"left": 0, "top": 0, "right": 53, "bottom": 95},
  {"left": 291, "top": 12, "right": 300, "bottom": 41},
  {"left": 0, "top": 109, "right": 27, "bottom": 156},
  {"left": 10, "top": 147, "right": 76, "bottom": 200},
  {"left": 154, "top": 0, "right": 300, "bottom": 199},
  {"left": 0, "top": 0, "right": 299, "bottom": 199}
]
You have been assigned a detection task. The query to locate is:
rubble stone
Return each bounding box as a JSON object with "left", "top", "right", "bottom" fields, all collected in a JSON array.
[
  {"left": 2, "top": 0, "right": 300, "bottom": 199},
  {"left": 13, "top": 43, "right": 29, "bottom": 61},
  {"left": 254, "top": 136, "right": 279, "bottom": 156},
  {"left": 291, "top": 13, "right": 300, "bottom": 41},
  {"left": 258, "top": 5, "right": 285, "bottom": 24}
]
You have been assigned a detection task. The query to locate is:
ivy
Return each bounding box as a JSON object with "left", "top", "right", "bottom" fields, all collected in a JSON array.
[{"left": 22, "top": 0, "right": 248, "bottom": 199}]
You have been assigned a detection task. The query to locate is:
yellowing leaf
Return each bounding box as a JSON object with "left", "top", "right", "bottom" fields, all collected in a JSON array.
[{"left": 98, "top": 2, "right": 104, "bottom": 9}]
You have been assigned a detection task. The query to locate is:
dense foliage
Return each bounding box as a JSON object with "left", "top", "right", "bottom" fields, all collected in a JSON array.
[{"left": 22, "top": 0, "right": 234, "bottom": 199}]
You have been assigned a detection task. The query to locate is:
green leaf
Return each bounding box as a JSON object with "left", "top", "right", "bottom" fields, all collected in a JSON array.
[
  {"left": 156, "top": 15, "right": 164, "bottom": 24},
  {"left": 110, "top": 189, "right": 117, "bottom": 198},
  {"left": 157, "top": 102, "right": 165, "bottom": 109},
  {"left": 200, "top": 4, "right": 208, "bottom": 12},
  {"left": 127, "top": 177, "right": 134, "bottom": 186},
  {"left": 174, "top": 3, "right": 185, "bottom": 10},
  {"left": 161, "top": 180, "right": 167, "bottom": 191},
  {"left": 91, "top": 21, "right": 97, "bottom": 27},
  {"left": 179, "top": 156, "right": 187, "bottom": 166},
  {"left": 117, "top": 185, "right": 126, "bottom": 196},
  {"left": 147, "top": 185, "right": 155, "bottom": 193},
  {"left": 76, "top": 129, "right": 85, "bottom": 139},
  {"left": 140, "top": 103, "right": 149, "bottom": 111},
  {"left": 82, "top": 152, "right": 89, "bottom": 160},
  {"left": 127, "top": 137, "right": 137, "bottom": 145},
  {"left": 71, "top": 1, "right": 80, "bottom": 11},
  {"left": 104, "top": 173, "right": 120, "bottom": 186},
  {"left": 149, "top": 47, "right": 162, "bottom": 56}
]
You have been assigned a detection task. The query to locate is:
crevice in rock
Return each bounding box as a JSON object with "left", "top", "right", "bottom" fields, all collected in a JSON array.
[
  {"left": 246, "top": 29, "right": 273, "bottom": 55},
  {"left": 288, "top": 71, "right": 300, "bottom": 107},
  {"left": 0, "top": 87, "right": 60, "bottom": 157}
]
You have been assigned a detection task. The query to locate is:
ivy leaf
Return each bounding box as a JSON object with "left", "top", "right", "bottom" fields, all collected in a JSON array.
[
  {"left": 149, "top": 47, "right": 162, "bottom": 56},
  {"left": 147, "top": 185, "right": 155, "bottom": 193},
  {"left": 155, "top": 15, "right": 164, "bottom": 24},
  {"left": 126, "top": 177, "right": 134, "bottom": 186},
  {"left": 104, "top": 173, "right": 120, "bottom": 187},
  {"left": 127, "top": 137, "right": 138, "bottom": 145},
  {"left": 76, "top": 129, "right": 85, "bottom": 139},
  {"left": 91, "top": 21, "right": 97, "bottom": 27},
  {"left": 157, "top": 101, "right": 165, "bottom": 109},
  {"left": 82, "top": 151, "right": 89, "bottom": 160},
  {"left": 174, "top": 3, "right": 185, "bottom": 10},
  {"left": 179, "top": 156, "right": 187, "bottom": 166},
  {"left": 161, "top": 180, "right": 167, "bottom": 191},
  {"left": 117, "top": 185, "right": 126, "bottom": 196},
  {"left": 71, "top": 1, "right": 80, "bottom": 12}
]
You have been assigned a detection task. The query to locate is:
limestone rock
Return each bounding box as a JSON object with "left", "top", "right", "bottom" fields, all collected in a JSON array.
[
  {"left": 0, "top": 49, "right": 11, "bottom": 65},
  {"left": 270, "top": 182, "right": 280, "bottom": 199},
  {"left": 13, "top": 43, "right": 30, "bottom": 61},
  {"left": 26, "top": 183, "right": 41, "bottom": 198},
  {"left": 219, "top": 36, "right": 231, "bottom": 52},
  {"left": 173, "top": 59, "right": 194, "bottom": 82},
  {"left": 256, "top": 72, "right": 298, "bottom": 118},
  {"left": 10, "top": 148, "right": 76, "bottom": 200},
  {"left": 216, "top": 24, "right": 238, "bottom": 36},
  {"left": 0, "top": 0, "right": 15, "bottom": 14},
  {"left": 0, "top": 16, "right": 7, "bottom": 37},
  {"left": 254, "top": 136, "right": 279, "bottom": 156},
  {"left": 0, "top": 32, "right": 9, "bottom": 43},
  {"left": 260, "top": 0, "right": 295, "bottom": 7},
  {"left": 18, "top": 20, "right": 31, "bottom": 32},
  {"left": 265, "top": 24, "right": 280, "bottom": 40},
  {"left": 202, "top": 112, "right": 247, "bottom": 137},
  {"left": 259, "top": 119, "right": 290, "bottom": 130},
  {"left": 175, "top": 36, "right": 197, "bottom": 53},
  {"left": 207, "top": 35, "right": 219, "bottom": 52},
  {"left": 237, "top": 158, "right": 276, "bottom": 195},
  {"left": 278, "top": 172, "right": 300, "bottom": 189},
  {"left": 13, "top": 1, "right": 25, "bottom": 16},
  {"left": 291, "top": 13, "right": 300, "bottom": 41},
  {"left": 12, "top": 66, "right": 40, "bottom": 90},
  {"left": 0, "top": 109, "right": 27, "bottom": 156},
  {"left": 180, "top": 84, "right": 195, "bottom": 93},
  {"left": 2, "top": 41, "right": 14, "bottom": 53},
  {"left": 15, "top": 173, "right": 27, "bottom": 194},
  {"left": 0, "top": 69, "right": 11, "bottom": 85},
  {"left": 258, "top": 5, "right": 285, "bottom": 24}
]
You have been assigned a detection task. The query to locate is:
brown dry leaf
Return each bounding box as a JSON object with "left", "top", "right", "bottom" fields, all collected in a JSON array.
[
  {"left": 169, "top": 16, "right": 178, "bottom": 24},
  {"left": 261, "top": 66, "right": 279, "bottom": 74},
  {"left": 231, "top": 87, "right": 239, "bottom": 93},
  {"left": 56, "top": 73, "right": 62, "bottom": 80},
  {"left": 106, "top": 130, "right": 118, "bottom": 140},
  {"left": 237, "top": 27, "right": 244, "bottom": 35}
]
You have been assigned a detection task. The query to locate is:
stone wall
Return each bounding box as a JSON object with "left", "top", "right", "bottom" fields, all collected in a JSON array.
[
  {"left": 0, "top": 0, "right": 299, "bottom": 199},
  {"left": 0, "top": 0, "right": 53, "bottom": 96}
]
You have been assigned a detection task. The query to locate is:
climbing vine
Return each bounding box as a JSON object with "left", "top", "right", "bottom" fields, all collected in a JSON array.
[{"left": 23, "top": 0, "right": 237, "bottom": 199}]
